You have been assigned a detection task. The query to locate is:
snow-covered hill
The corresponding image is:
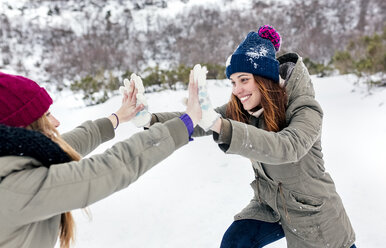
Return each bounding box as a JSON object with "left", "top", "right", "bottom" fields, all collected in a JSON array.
[{"left": 51, "top": 74, "right": 386, "bottom": 247}]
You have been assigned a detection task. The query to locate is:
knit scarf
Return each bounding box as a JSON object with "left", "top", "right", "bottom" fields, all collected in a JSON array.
[{"left": 0, "top": 124, "right": 71, "bottom": 167}]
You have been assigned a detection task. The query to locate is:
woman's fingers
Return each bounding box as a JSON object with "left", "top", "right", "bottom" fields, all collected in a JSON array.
[
  {"left": 188, "top": 70, "right": 197, "bottom": 99},
  {"left": 189, "top": 70, "right": 194, "bottom": 89},
  {"left": 122, "top": 91, "right": 129, "bottom": 103},
  {"left": 127, "top": 80, "right": 136, "bottom": 101},
  {"left": 127, "top": 87, "right": 138, "bottom": 106},
  {"left": 191, "top": 79, "right": 198, "bottom": 102}
]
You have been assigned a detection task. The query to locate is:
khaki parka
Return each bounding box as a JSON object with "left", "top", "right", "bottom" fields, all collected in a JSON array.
[
  {"left": 150, "top": 53, "right": 355, "bottom": 247},
  {"left": 0, "top": 117, "right": 189, "bottom": 248}
]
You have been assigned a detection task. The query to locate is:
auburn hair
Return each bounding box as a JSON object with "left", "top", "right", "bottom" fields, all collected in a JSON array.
[
  {"left": 226, "top": 75, "right": 287, "bottom": 132},
  {"left": 27, "top": 115, "right": 81, "bottom": 248}
]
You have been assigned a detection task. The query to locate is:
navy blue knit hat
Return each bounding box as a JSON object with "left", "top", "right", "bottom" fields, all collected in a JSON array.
[{"left": 226, "top": 25, "right": 281, "bottom": 83}]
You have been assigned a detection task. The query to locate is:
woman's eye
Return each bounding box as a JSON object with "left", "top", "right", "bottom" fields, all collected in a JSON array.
[
  {"left": 231, "top": 81, "right": 235, "bottom": 86},
  {"left": 46, "top": 112, "right": 51, "bottom": 117},
  {"left": 241, "top": 78, "right": 248, "bottom": 83}
]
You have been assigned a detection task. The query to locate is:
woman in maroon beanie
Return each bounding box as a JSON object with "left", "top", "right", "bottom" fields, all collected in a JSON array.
[{"left": 0, "top": 71, "right": 201, "bottom": 248}]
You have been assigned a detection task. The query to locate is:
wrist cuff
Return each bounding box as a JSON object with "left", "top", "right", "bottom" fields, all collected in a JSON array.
[{"left": 179, "top": 113, "right": 194, "bottom": 141}]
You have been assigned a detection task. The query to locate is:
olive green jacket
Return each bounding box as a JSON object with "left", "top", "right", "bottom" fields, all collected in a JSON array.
[
  {"left": 0, "top": 117, "right": 189, "bottom": 248},
  {"left": 150, "top": 53, "right": 355, "bottom": 247}
]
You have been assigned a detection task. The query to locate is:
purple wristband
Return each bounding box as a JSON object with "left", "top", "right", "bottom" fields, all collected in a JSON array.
[{"left": 179, "top": 113, "right": 194, "bottom": 141}]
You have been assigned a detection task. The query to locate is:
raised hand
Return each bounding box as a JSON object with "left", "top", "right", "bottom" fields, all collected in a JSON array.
[
  {"left": 192, "top": 64, "right": 220, "bottom": 131},
  {"left": 185, "top": 70, "right": 202, "bottom": 127},
  {"left": 119, "top": 73, "right": 152, "bottom": 128},
  {"left": 110, "top": 81, "right": 144, "bottom": 129}
]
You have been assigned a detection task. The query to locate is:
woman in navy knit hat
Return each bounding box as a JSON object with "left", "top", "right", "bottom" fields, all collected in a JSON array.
[
  {"left": 0, "top": 71, "right": 201, "bottom": 248},
  {"left": 148, "top": 25, "right": 356, "bottom": 248}
]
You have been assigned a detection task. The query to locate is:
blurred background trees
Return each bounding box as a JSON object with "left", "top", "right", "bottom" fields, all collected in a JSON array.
[{"left": 0, "top": 0, "right": 384, "bottom": 104}]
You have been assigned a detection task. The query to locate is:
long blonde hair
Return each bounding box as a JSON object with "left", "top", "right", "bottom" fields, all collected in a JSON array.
[
  {"left": 226, "top": 75, "right": 287, "bottom": 132},
  {"left": 26, "top": 115, "right": 81, "bottom": 248}
]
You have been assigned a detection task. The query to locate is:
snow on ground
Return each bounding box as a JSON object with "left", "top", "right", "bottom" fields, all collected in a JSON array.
[{"left": 51, "top": 74, "right": 386, "bottom": 247}]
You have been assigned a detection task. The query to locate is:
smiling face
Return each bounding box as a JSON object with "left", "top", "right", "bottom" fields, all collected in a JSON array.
[{"left": 230, "top": 72, "right": 261, "bottom": 111}]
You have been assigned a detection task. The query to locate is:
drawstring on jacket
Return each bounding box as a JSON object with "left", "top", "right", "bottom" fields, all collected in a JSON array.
[{"left": 253, "top": 168, "right": 291, "bottom": 223}]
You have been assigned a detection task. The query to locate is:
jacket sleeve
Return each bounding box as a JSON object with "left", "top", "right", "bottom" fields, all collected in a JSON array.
[
  {"left": 4, "top": 117, "right": 189, "bottom": 225},
  {"left": 152, "top": 104, "right": 228, "bottom": 137},
  {"left": 61, "top": 118, "right": 115, "bottom": 157},
  {"left": 221, "top": 97, "right": 323, "bottom": 165}
]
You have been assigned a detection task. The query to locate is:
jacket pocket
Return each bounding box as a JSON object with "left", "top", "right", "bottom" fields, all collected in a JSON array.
[
  {"left": 282, "top": 191, "right": 326, "bottom": 242},
  {"left": 289, "top": 190, "right": 324, "bottom": 212}
]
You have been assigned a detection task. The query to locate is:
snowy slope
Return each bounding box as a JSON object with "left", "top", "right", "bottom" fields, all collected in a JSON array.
[{"left": 51, "top": 75, "right": 386, "bottom": 247}]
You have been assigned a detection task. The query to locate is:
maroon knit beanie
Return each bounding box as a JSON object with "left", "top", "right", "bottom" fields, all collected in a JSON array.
[{"left": 0, "top": 72, "right": 53, "bottom": 127}]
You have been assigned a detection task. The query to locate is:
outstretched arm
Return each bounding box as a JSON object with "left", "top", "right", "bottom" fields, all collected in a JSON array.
[
  {"left": 62, "top": 81, "right": 143, "bottom": 157},
  {"left": 214, "top": 98, "right": 323, "bottom": 165},
  {"left": 4, "top": 76, "right": 202, "bottom": 226}
]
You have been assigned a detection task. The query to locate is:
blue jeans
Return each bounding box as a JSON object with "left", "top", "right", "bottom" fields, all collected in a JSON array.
[{"left": 220, "top": 219, "right": 357, "bottom": 248}]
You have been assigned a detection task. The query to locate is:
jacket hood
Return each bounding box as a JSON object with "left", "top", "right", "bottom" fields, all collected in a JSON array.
[{"left": 278, "top": 53, "right": 315, "bottom": 105}]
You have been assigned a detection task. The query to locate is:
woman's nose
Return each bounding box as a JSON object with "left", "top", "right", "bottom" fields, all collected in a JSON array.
[
  {"left": 54, "top": 117, "right": 60, "bottom": 128},
  {"left": 50, "top": 115, "right": 60, "bottom": 128}
]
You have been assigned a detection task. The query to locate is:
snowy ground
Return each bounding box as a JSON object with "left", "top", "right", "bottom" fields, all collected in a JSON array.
[{"left": 51, "top": 74, "right": 386, "bottom": 248}]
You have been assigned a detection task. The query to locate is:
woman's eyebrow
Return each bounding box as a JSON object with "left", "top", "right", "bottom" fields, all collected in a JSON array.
[
  {"left": 230, "top": 74, "right": 250, "bottom": 80},
  {"left": 237, "top": 74, "right": 249, "bottom": 78}
]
